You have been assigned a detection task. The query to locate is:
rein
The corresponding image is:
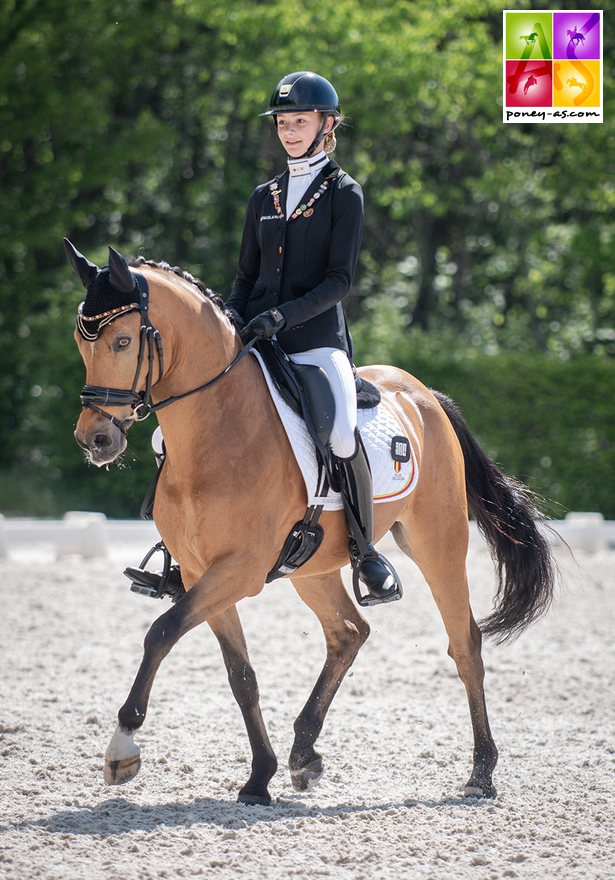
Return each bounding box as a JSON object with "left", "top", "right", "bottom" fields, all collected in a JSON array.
[{"left": 80, "top": 271, "right": 255, "bottom": 434}]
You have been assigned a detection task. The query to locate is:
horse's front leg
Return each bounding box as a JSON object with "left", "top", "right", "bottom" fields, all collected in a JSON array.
[
  {"left": 105, "top": 596, "right": 187, "bottom": 784},
  {"left": 288, "top": 571, "right": 370, "bottom": 791},
  {"left": 208, "top": 607, "right": 278, "bottom": 805},
  {"left": 104, "top": 559, "right": 261, "bottom": 786},
  {"left": 105, "top": 594, "right": 200, "bottom": 784}
]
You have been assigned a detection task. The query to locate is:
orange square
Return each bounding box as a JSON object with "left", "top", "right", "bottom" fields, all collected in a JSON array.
[{"left": 553, "top": 59, "right": 601, "bottom": 106}]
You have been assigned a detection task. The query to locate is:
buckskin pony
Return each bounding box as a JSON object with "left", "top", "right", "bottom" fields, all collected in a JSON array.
[{"left": 65, "top": 239, "right": 555, "bottom": 804}]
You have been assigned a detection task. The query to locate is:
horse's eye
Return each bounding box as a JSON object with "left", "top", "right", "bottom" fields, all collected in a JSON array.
[{"left": 113, "top": 336, "right": 131, "bottom": 351}]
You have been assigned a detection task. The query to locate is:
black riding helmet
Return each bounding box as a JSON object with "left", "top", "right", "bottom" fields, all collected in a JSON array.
[{"left": 260, "top": 71, "right": 342, "bottom": 158}]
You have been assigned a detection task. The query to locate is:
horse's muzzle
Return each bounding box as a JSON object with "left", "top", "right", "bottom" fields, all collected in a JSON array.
[{"left": 74, "top": 413, "right": 128, "bottom": 466}]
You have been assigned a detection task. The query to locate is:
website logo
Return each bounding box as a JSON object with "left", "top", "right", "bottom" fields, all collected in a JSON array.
[{"left": 503, "top": 10, "right": 603, "bottom": 123}]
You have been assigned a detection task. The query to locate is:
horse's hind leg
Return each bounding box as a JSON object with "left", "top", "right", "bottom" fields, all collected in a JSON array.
[
  {"left": 208, "top": 607, "right": 278, "bottom": 805},
  {"left": 453, "top": 615, "right": 498, "bottom": 798},
  {"left": 288, "top": 570, "right": 370, "bottom": 791},
  {"left": 394, "top": 512, "right": 498, "bottom": 798}
]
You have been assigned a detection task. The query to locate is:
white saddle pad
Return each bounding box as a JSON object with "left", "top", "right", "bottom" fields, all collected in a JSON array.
[{"left": 252, "top": 350, "right": 418, "bottom": 511}]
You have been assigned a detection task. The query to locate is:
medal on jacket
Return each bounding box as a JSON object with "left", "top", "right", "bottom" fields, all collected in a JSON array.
[
  {"left": 269, "top": 182, "right": 284, "bottom": 219},
  {"left": 289, "top": 180, "right": 329, "bottom": 221}
]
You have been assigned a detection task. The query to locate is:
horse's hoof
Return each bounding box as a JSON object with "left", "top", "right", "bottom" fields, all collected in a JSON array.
[
  {"left": 104, "top": 725, "right": 141, "bottom": 784},
  {"left": 290, "top": 757, "right": 324, "bottom": 792},
  {"left": 104, "top": 754, "right": 142, "bottom": 785},
  {"left": 463, "top": 781, "right": 497, "bottom": 799},
  {"left": 237, "top": 791, "right": 271, "bottom": 806}
]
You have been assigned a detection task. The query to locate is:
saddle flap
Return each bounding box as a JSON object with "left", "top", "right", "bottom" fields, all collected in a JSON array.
[
  {"left": 255, "top": 340, "right": 335, "bottom": 450},
  {"left": 291, "top": 363, "right": 335, "bottom": 448}
]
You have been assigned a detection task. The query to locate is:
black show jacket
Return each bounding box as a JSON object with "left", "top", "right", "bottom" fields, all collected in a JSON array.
[{"left": 227, "top": 159, "right": 364, "bottom": 355}]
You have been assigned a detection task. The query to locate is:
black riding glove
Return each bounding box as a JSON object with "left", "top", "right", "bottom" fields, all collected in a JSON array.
[
  {"left": 225, "top": 308, "right": 245, "bottom": 332},
  {"left": 240, "top": 308, "right": 287, "bottom": 343}
]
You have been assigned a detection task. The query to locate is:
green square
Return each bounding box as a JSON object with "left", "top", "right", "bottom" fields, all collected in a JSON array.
[{"left": 505, "top": 12, "right": 552, "bottom": 60}]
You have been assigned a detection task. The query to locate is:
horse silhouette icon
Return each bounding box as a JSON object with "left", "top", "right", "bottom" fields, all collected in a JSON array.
[
  {"left": 567, "top": 76, "right": 586, "bottom": 92},
  {"left": 524, "top": 74, "right": 538, "bottom": 95}
]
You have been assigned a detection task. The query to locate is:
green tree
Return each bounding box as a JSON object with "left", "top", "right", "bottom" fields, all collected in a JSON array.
[{"left": 1, "top": 0, "right": 613, "bottom": 516}]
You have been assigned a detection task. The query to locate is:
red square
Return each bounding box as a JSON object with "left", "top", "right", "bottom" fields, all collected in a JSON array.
[{"left": 505, "top": 60, "right": 553, "bottom": 106}]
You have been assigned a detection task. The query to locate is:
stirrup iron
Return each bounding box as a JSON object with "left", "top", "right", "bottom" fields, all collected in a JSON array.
[
  {"left": 351, "top": 548, "right": 403, "bottom": 607},
  {"left": 124, "top": 541, "right": 185, "bottom": 602}
]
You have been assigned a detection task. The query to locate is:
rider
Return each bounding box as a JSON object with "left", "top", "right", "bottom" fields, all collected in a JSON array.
[
  {"left": 226, "top": 71, "right": 401, "bottom": 603},
  {"left": 127, "top": 71, "right": 401, "bottom": 604}
]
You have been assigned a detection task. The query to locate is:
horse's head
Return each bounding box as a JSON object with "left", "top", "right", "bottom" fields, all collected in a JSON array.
[
  {"left": 66, "top": 240, "right": 241, "bottom": 468},
  {"left": 65, "top": 239, "right": 154, "bottom": 466}
]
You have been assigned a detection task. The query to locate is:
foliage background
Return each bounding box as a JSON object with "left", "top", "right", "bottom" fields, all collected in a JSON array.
[{"left": 1, "top": 0, "right": 614, "bottom": 517}]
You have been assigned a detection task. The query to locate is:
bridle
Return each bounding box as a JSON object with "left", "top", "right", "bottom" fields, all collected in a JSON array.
[{"left": 80, "top": 271, "right": 257, "bottom": 434}]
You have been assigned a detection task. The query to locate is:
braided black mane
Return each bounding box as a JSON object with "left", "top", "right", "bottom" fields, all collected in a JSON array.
[{"left": 129, "top": 257, "right": 226, "bottom": 313}]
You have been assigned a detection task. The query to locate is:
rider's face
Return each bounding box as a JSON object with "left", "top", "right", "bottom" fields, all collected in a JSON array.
[{"left": 276, "top": 112, "right": 332, "bottom": 158}]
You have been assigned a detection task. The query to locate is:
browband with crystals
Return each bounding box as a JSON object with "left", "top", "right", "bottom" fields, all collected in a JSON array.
[{"left": 76, "top": 301, "right": 140, "bottom": 342}]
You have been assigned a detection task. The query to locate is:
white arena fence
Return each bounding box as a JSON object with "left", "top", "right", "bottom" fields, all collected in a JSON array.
[{"left": 0, "top": 510, "right": 614, "bottom": 561}]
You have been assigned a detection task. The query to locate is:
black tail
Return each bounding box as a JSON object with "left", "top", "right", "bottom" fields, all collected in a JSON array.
[{"left": 432, "top": 390, "right": 555, "bottom": 642}]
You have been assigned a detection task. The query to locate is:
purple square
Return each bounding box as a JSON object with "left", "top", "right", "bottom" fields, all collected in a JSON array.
[{"left": 553, "top": 12, "right": 601, "bottom": 60}]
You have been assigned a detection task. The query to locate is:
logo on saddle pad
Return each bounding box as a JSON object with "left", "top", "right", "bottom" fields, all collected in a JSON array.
[
  {"left": 391, "top": 436, "right": 411, "bottom": 478},
  {"left": 391, "top": 436, "right": 411, "bottom": 462}
]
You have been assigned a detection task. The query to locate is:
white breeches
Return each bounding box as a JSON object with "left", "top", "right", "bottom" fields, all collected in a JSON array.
[
  {"left": 288, "top": 347, "right": 357, "bottom": 459},
  {"left": 151, "top": 346, "right": 358, "bottom": 460}
]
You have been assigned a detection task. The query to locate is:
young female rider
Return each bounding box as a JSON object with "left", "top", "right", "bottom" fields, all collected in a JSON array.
[
  {"left": 127, "top": 72, "right": 401, "bottom": 604},
  {"left": 226, "top": 71, "right": 401, "bottom": 603}
]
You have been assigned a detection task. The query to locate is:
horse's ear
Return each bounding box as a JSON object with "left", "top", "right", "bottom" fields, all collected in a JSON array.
[
  {"left": 108, "top": 246, "right": 136, "bottom": 294},
  {"left": 63, "top": 238, "right": 98, "bottom": 288}
]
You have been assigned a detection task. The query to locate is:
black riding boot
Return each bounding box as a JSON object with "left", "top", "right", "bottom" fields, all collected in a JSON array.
[{"left": 335, "top": 432, "right": 402, "bottom": 606}]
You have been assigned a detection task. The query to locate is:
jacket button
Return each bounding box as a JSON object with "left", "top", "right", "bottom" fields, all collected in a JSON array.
[
  {"left": 278, "top": 246, "right": 283, "bottom": 254},
  {"left": 275, "top": 267, "right": 280, "bottom": 274}
]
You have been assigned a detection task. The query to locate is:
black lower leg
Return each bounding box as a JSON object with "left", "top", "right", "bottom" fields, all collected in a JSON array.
[
  {"left": 334, "top": 432, "right": 402, "bottom": 605},
  {"left": 289, "top": 653, "right": 355, "bottom": 791},
  {"left": 218, "top": 640, "right": 277, "bottom": 806},
  {"left": 117, "top": 604, "right": 188, "bottom": 731},
  {"left": 465, "top": 696, "right": 498, "bottom": 798},
  {"left": 289, "top": 676, "right": 330, "bottom": 791}
]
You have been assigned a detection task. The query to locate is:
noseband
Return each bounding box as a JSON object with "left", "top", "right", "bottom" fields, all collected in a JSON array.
[{"left": 80, "top": 271, "right": 256, "bottom": 434}]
